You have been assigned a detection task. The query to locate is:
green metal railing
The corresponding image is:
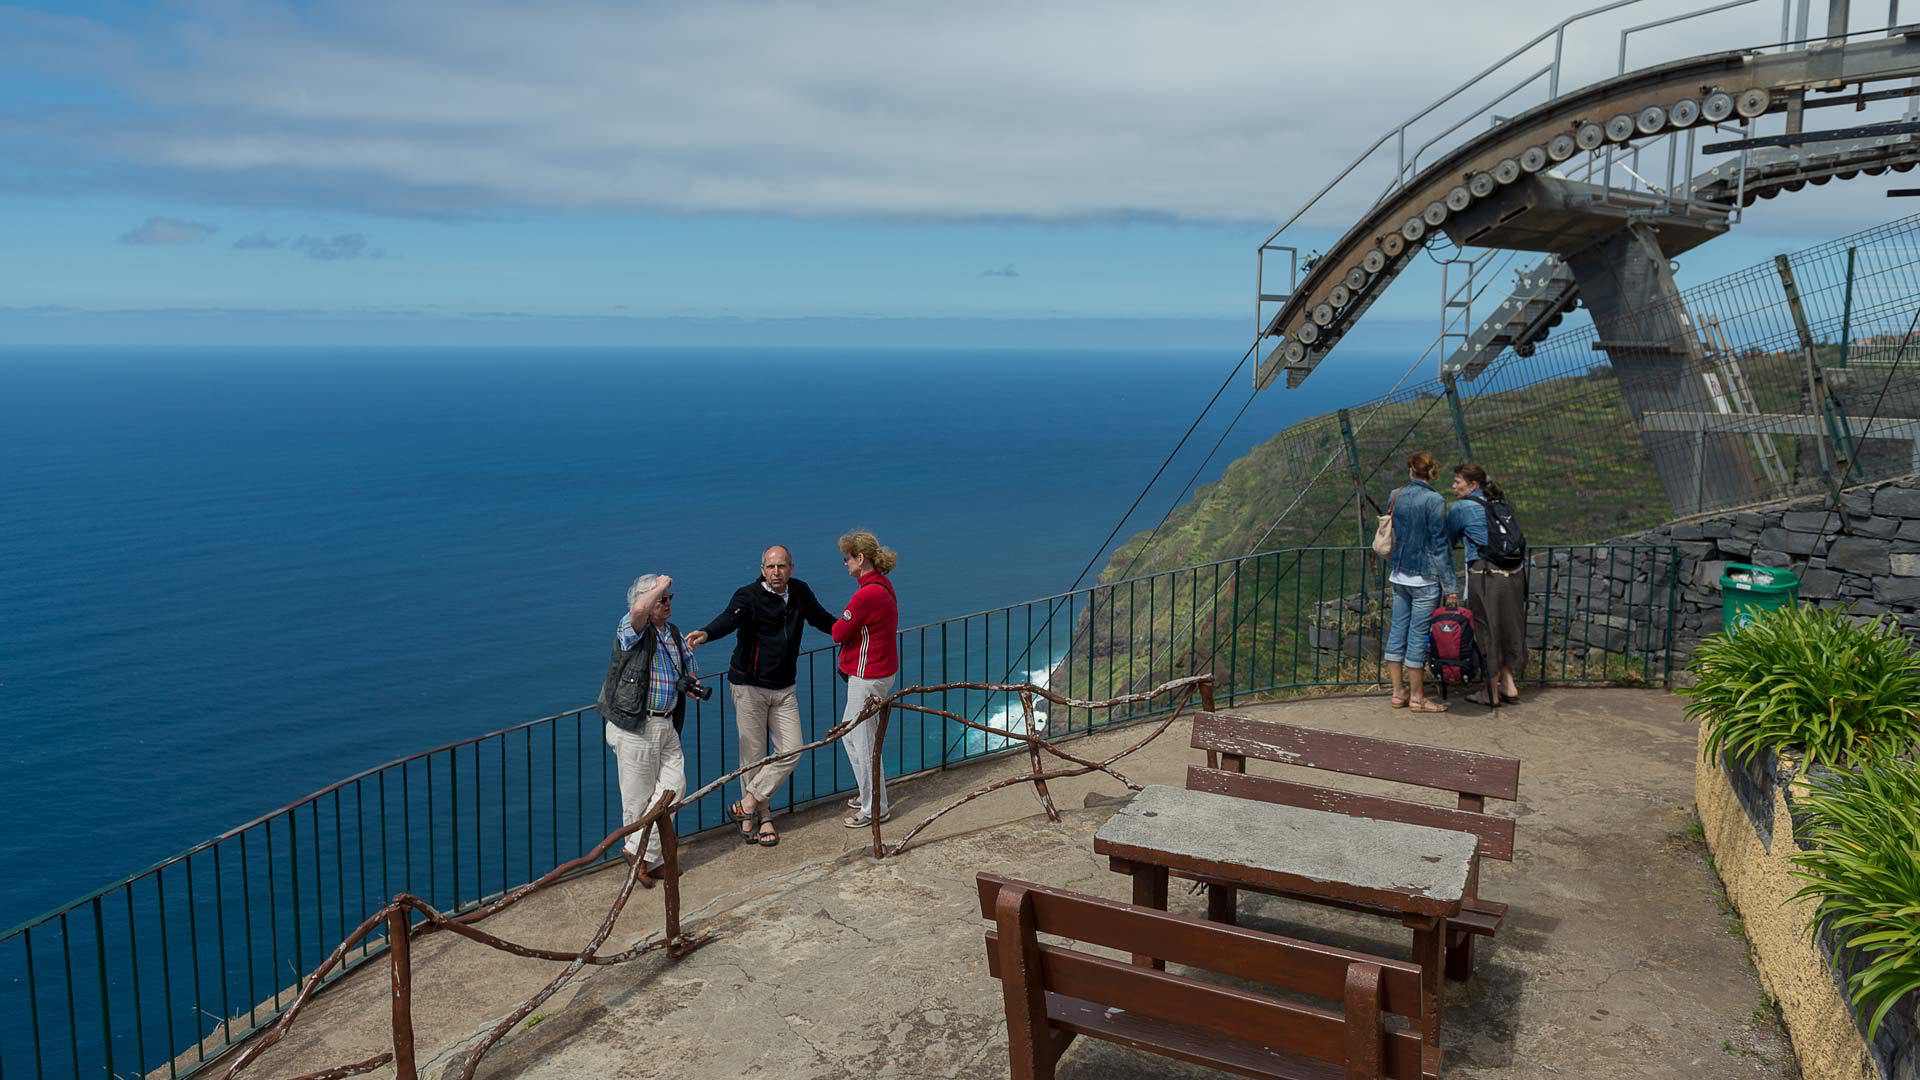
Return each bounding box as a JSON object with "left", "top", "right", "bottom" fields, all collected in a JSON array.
[{"left": 0, "top": 542, "right": 1676, "bottom": 1079}]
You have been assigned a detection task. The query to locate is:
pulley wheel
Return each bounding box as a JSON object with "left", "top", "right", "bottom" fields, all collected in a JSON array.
[
  {"left": 1519, "top": 146, "right": 1549, "bottom": 173},
  {"left": 1362, "top": 248, "right": 1387, "bottom": 273},
  {"left": 1575, "top": 123, "right": 1604, "bottom": 151},
  {"left": 1468, "top": 172, "right": 1495, "bottom": 198},
  {"left": 1381, "top": 233, "right": 1406, "bottom": 258},
  {"left": 1547, "top": 133, "right": 1576, "bottom": 161},
  {"left": 1344, "top": 266, "right": 1368, "bottom": 291},
  {"left": 1604, "top": 114, "right": 1635, "bottom": 142},
  {"left": 1736, "top": 88, "right": 1770, "bottom": 118},
  {"left": 1446, "top": 185, "right": 1471, "bottom": 212},
  {"left": 1493, "top": 158, "right": 1521, "bottom": 184},
  {"left": 1702, "top": 90, "right": 1735, "bottom": 122},
  {"left": 1310, "top": 302, "right": 1335, "bottom": 327},
  {"left": 1668, "top": 98, "right": 1700, "bottom": 127},
  {"left": 1421, "top": 200, "right": 1447, "bottom": 227},
  {"left": 1636, "top": 105, "right": 1666, "bottom": 134},
  {"left": 1282, "top": 340, "right": 1307, "bottom": 365},
  {"left": 1328, "top": 283, "right": 1351, "bottom": 307},
  {"left": 1296, "top": 322, "right": 1320, "bottom": 345},
  {"left": 1400, "top": 215, "right": 1427, "bottom": 243}
]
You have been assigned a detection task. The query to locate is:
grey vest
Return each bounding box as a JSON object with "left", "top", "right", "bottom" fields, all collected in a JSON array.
[{"left": 597, "top": 622, "right": 688, "bottom": 733}]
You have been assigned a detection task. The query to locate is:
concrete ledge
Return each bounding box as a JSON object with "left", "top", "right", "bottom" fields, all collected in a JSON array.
[{"left": 1696, "top": 730, "right": 1879, "bottom": 1080}]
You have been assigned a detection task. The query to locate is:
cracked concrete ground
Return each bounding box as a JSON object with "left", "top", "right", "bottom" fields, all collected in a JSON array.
[{"left": 243, "top": 689, "right": 1799, "bottom": 1079}]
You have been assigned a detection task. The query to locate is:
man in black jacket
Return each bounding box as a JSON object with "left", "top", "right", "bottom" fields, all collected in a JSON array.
[{"left": 684, "top": 545, "right": 836, "bottom": 845}]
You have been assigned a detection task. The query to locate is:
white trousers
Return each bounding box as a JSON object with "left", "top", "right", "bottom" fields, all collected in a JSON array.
[
  {"left": 839, "top": 674, "right": 896, "bottom": 818},
  {"left": 604, "top": 717, "right": 684, "bottom": 867},
  {"left": 732, "top": 683, "right": 803, "bottom": 803}
]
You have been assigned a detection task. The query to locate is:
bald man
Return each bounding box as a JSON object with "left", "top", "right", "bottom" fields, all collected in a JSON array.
[{"left": 684, "top": 546, "right": 837, "bottom": 845}]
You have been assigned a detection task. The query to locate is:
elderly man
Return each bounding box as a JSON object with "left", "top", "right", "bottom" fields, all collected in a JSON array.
[
  {"left": 684, "top": 545, "right": 836, "bottom": 847},
  {"left": 596, "top": 572, "right": 700, "bottom": 885}
]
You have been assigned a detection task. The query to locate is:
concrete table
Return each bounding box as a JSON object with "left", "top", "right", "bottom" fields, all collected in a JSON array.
[{"left": 1093, "top": 784, "right": 1478, "bottom": 1070}]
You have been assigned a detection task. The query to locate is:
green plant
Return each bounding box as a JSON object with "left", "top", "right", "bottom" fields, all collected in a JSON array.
[
  {"left": 1682, "top": 605, "right": 1920, "bottom": 767},
  {"left": 1789, "top": 758, "right": 1920, "bottom": 1037}
]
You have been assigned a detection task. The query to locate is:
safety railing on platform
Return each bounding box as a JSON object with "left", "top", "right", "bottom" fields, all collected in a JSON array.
[{"left": 0, "top": 542, "right": 1677, "bottom": 1080}]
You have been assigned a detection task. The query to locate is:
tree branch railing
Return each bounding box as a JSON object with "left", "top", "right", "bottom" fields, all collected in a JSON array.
[{"left": 221, "top": 674, "right": 1216, "bottom": 1080}]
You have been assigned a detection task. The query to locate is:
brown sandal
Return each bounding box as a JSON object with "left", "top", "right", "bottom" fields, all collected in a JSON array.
[{"left": 1409, "top": 699, "right": 1448, "bottom": 713}]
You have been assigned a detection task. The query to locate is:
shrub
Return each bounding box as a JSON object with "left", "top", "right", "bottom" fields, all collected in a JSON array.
[
  {"left": 1683, "top": 605, "right": 1920, "bottom": 767},
  {"left": 1790, "top": 760, "right": 1920, "bottom": 1036}
]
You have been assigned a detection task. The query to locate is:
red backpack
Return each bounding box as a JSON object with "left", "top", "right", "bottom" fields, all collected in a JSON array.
[{"left": 1427, "top": 604, "right": 1486, "bottom": 689}]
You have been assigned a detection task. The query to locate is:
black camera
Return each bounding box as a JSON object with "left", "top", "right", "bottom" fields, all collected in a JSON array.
[{"left": 677, "top": 674, "right": 712, "bottom": 701}]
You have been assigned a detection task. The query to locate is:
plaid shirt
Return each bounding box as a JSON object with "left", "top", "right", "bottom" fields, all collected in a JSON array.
[{"left": 616, "top": 616, "right": 698, "bottom": 714}]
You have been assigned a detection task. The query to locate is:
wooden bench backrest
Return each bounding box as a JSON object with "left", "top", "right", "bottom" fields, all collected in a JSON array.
[
  {"left": 977, "top": 873, "right": 1427, "bottom": 1080},
  {"left": 1191, "top": 711, "right": 1520, "bottom": 802}
]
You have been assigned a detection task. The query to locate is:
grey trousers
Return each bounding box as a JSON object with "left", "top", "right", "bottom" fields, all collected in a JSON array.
[{"left": 732, "top": 682, "right": 803, "bottom": 804}]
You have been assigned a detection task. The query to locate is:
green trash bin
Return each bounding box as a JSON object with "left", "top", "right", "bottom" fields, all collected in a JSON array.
[{"left": 1719, "top": 562, "right": 1800, "bottom": 634}]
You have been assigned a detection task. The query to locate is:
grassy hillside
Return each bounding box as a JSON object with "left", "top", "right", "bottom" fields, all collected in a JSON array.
[{"left": 1101, "top": 367, "right": 1670, "bottom": 585}]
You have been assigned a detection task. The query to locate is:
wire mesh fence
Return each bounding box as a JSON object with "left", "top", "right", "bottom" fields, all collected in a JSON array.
[{"left": 1114, "top": 212, "right": 1920, "bottom": 600}]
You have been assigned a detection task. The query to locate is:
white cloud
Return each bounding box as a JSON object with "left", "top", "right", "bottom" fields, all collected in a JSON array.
[
  {"left": 118, "top": 216, "right": 217, "bottom": 245},
  {"left": 1, "top": 0, "right": 1902, "bottom": 226}
]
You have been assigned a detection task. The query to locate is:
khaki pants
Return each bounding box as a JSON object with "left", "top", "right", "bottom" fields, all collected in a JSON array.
[
  {"left": 604, "top": 717, "right": 684, "bottom": 868},
  {"left": 731, "top": 683, "right": 803, "bottom": 804}
]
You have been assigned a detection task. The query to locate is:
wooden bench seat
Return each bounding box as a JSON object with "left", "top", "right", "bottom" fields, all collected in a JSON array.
[
  {"left": 978, "top": 872, "right": 1434, "bottom": 1080},
  {"left": 1187, "top": 711, "right": 1521, "bottom": 981}
]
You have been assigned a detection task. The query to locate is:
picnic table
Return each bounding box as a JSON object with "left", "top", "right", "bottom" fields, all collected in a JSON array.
[{"left": 1093, "top": 784, "right": 1479, "bottom": 1075}]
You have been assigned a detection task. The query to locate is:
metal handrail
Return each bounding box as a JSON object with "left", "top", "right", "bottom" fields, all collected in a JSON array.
[{"left": 1258, "top": 0, "right": 1664, "bottom": 251}]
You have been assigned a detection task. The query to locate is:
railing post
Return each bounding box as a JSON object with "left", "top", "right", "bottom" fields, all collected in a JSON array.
[
  {"left": 1227, "top": 560, "right": 1242, "bottom": 706},
  {"left": 660, "top": 802, "right": 682, "bottom": 943},
  {"left": 1775, "top": 253, "right": 1857, "bottom": 505},
  {"left": 1837, "top": 246, "right": 1856, "bottom": 370},
  {"left": 388, "top": 906, "right": 416, "bottom": 1080},
  {"left": 1664, "top": 548, "right": 1683, "bottom": 687},
  {"left": 1442, "top": 373, "right": 1475, "bottom": 463},
  {"left": 1338, "top": 409, "right": 1369, "bottom": 548}
]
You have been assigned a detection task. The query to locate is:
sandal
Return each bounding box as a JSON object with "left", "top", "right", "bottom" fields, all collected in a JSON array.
[
  {"left": 756, "top": 820, "right": 780, "bottom": 847},
  {"left": 1389, "top": 694, "right": 1410, "bottom": 709},
  {"left": 843, "top": 811, "right": 891, "bottom": 828},
  {"left": 1500, "top": 692, "right": 1521, "bottom": 704},
  {"left": 739, "top": 817, "right": 757, "bottom": 843},
  {"left": 846, "top": 797, "right": 862, "bottom": 810},
  {"left": 727, "top": 798, "right": 756, "bottom": 824},
  {"left": 1408, "top": 699, "right": 1448, "bottom": 713}
]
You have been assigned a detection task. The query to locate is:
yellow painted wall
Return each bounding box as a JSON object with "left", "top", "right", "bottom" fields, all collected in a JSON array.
[{"left": 1695, "top": 729, "right": 1879, "bottom": 1080}]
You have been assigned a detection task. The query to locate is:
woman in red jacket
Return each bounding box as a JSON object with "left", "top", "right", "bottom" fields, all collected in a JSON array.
[{"left": 832, "top": 529, "right": 899, "bottom": 828}]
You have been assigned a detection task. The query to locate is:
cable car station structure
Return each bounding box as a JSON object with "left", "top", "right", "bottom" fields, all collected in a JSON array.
[{"left": 1257, "top": 0, "right": 1920, "bottom": 515}]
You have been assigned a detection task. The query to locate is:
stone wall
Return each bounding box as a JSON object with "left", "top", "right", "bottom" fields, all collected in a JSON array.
[{"left": 1635, "top": 474, "right": 1920, "bottom": 671}]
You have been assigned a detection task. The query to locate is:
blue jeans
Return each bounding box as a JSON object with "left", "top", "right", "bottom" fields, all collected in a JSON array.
[{"left": 1384, "top": 581, "right": 1441, "bottom": 669}]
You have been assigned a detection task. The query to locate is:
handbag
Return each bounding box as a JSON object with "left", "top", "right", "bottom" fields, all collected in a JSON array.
[{"left": 1371, "top": 489, "right": 1397, "bottom": 558}]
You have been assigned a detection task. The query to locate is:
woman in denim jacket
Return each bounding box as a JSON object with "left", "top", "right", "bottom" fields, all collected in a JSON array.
[{"left": 1384, "top": 451, "right": 1456, "bottom": 712}]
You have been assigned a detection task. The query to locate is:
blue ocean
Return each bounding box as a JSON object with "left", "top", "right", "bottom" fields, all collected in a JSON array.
[{"left": 0, "top": 345, "right": 1393, "bottom": 934}]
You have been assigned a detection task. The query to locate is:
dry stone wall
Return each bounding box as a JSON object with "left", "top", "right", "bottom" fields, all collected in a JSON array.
[{"left": 1638, "top": 474, "right": 1920, "bottom": 671}]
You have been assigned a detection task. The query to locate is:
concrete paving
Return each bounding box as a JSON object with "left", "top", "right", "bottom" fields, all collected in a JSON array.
[{"left": 244, "top": 689, "right": 1799, "bottom": 1079}]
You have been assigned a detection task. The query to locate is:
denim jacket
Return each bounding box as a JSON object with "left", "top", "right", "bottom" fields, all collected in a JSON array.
[
  {"left": 1446, "top": 498, "right": 1487, "bottom": 568},
  {"left": 1388, "top": 479, "right": 1456, "bottom": 592}
]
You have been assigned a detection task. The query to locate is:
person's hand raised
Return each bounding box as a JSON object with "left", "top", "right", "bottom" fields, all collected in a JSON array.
[{"left": 684, "top": 629, "right": 709, "bottom": 648}]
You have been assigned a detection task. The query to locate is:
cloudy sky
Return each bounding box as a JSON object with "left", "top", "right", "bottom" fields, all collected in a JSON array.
[{"left": 0, "top": 0, "right": 1912, "bottom": 346}]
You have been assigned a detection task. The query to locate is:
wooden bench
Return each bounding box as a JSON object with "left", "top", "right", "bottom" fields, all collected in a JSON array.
[
  {"left": 977, "top": 873, "right": 1433, "bottom": 1080},
  {"left": 1187, "top": 711, "right": 1521, "bottom": 982}
]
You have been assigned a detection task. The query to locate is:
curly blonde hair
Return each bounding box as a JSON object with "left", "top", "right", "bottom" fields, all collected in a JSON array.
[{"left": 837, "top": 529, "right": 897, "bottom": 574}]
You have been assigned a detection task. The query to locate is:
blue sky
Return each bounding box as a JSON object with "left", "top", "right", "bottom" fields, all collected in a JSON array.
[{"left": 0, "top": 0, "right": 1914, "bottom": 349}]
